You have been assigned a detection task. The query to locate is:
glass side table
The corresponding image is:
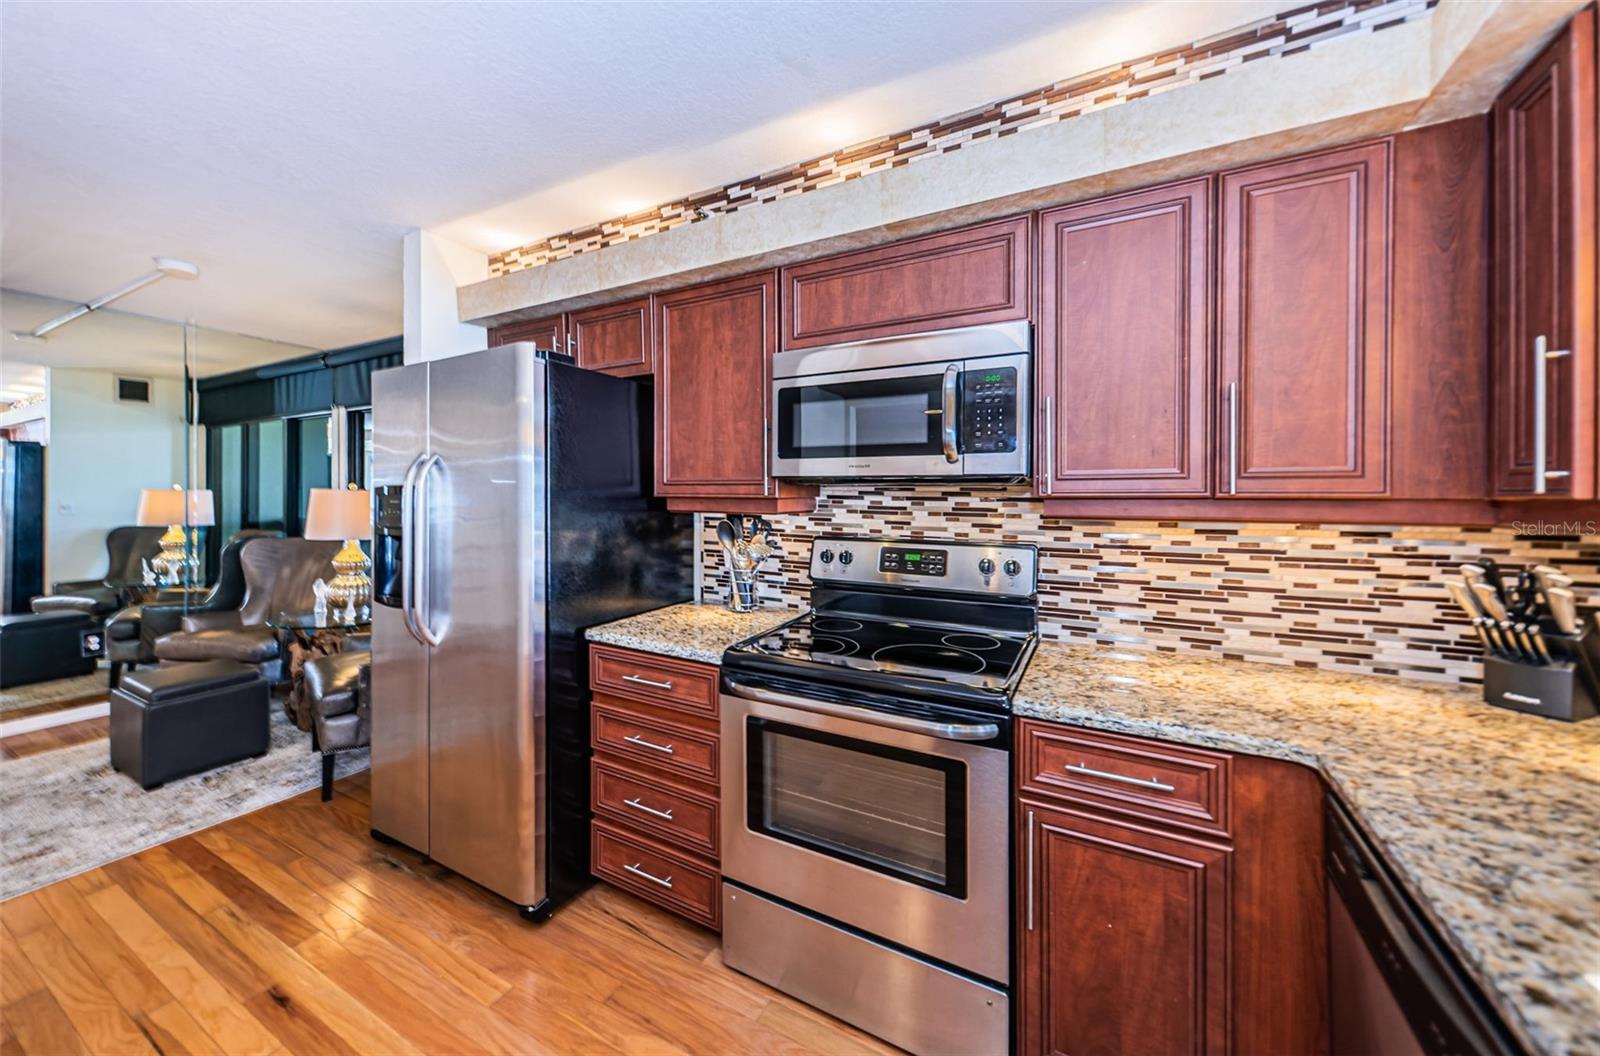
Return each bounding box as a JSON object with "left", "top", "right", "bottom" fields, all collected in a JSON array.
[{"left": 267, "top": 612, "right": 372, "bottom": 731}]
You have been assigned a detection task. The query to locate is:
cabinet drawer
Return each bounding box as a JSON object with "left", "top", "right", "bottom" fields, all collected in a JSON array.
[
  {"left": 592, "top": 704, "right": 719, "bottom": 783},
  {"left": 1019, "top": 720, "right": 1231, "bottom": 837},
  {"left": 591, "top": 758, "right": 719, "bottom": 859},
  {"left": 590, "top": 645, "right": 719, "bottom": 718},
  {"left": 592, "top": 820, "right": 720, "bottom": 929}
]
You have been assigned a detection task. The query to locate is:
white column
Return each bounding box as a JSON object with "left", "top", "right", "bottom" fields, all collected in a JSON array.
[{"left": 402, "top": 229, "right": 489, "bottom": 365}]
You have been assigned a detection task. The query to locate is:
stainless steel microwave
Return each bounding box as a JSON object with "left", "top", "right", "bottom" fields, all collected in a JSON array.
[{"left": 770, "top": 321, "right": 1031, "bottom": 481}]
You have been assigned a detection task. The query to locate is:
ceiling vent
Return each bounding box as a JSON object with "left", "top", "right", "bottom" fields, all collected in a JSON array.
[{"left": 115, "top": 376, "right": 152, "bottom": 404}]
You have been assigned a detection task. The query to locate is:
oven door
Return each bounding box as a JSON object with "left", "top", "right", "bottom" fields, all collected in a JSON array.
[
  {"left": 721, "top": 680, "right": 1009, "bottom": 984},
  {"left": 771, "top": 362, "right": 962, "bottom": 478}
]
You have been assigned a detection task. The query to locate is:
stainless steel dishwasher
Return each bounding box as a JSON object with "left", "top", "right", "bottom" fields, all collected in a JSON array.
[{"left": 1325, "top": 796, "right": 1525, "bottom": 1056}]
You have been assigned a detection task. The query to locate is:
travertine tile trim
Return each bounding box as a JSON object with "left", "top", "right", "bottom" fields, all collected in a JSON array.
[{"left": 489, "top": 0, "right": 1435, "bottom": 277}]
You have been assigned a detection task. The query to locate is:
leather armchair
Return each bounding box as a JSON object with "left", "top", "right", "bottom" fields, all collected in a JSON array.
[
  {"left": 154, "top": 537, "right": 339, "bottom": 681},
  {"left": 30, "top": 526, "right": 165, "bottom": 618},
  {"left": 305, "top": 635, "right": 371, "bottom": 800},
  {"left": 138, "top": 530, "right": 282, "bottom": 653}
]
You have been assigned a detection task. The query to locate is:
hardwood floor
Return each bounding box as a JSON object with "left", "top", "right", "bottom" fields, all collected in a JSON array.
[
  {"left": 0, "top": 771, "right": 902, "bottom": 1055},
  {"left": 0, "top": 717, "right": 110, "bottom": 760}
]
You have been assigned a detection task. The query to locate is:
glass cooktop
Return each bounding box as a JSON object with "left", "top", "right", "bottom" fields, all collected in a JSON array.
[{"left": 729, "top": 610, "right": 1035, "bottom": 693}]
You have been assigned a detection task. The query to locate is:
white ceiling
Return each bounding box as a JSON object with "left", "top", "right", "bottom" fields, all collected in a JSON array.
[
  {"left": 1, "top": 290, "right": 316, "bottom": 386},
  {"left": 2, "top": 1, "right": 1278, "bottom": 351}
]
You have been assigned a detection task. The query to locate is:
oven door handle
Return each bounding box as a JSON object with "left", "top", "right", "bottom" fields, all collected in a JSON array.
[{"left": 724, "top": 677, "right": 999, "bottom": 742}]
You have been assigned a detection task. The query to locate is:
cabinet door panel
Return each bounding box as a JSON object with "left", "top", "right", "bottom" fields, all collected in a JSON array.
[
  {"left": 781, "top": 217, "right": 1029, "bottom": 349},
  {"left": 1492, "top": 8, "right": 1597, "bottom": 498},
  {"left": 1219, "top": 142, "right": 1390, "bottom": 496},
  {"left": 488, "top": 314, "right": 563, "bottom": 352},
  {"left": 572, "top": 297, "right": 652, "bottom": 377},
  {"left": 1039, "top": 180, "right": 1211, "bottom": 495},
  {"left": 655, "top": 272, "right": 778, "bottom": 496},
  {"left": 1019, "top": 803, "right": 1230, "bottom": 1056}
]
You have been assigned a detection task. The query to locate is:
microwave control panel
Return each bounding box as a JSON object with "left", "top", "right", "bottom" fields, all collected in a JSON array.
[{"left": 962, "top": 367, "right": 1018, "bottom": 453}]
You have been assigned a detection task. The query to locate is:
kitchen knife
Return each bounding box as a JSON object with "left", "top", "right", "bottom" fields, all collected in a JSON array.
[
  {"left": 1478, "top": 558, "right": 1508, "bottom": 603},
  {"left": 1527, "top": 625, "right": 1555, "bottom": 664},
  {"left": 1471, "top": 581, "right": 1526, "bottom": 660},
  {"left": 1444, "top": 581, "right": 1494, "bottom": 653},
  {"left": 1546, "top": 587, "right": 1580, "bottom": 636},
  {"left": 1511, "top": 622, "right": 1544, "bottom": 664}
]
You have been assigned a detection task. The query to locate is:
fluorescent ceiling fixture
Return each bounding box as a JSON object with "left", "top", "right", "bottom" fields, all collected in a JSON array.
[{"left": 9, "top": 256, "right": 199, "bottom": 342}]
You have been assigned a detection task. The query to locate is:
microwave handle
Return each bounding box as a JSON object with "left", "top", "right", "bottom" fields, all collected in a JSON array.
[{"left": 941, "top": 365, "right": 960, "bottom": 463}]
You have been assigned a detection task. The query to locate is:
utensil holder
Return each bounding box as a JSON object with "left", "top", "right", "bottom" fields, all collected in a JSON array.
[
  {"left": 726, "top": 566, "right": 759, "bottom": 612},
  {"left": 1481, "top": 624, "right": 1599, "bottom": 722}
]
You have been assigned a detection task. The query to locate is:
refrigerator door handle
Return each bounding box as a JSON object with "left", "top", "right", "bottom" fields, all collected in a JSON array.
[
  {"left": 399, "top": 453, "right": 427, "bottom": 645},
  {"left": 414, "top": 454, "right": 443, "bottom": 647}
]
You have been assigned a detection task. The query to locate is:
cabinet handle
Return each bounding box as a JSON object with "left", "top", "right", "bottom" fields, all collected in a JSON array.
[
  {"left": 623, "top": 797, "right": 675, "bottom": 821},
  {"left": 1227, "top": 381, "right": 1239, "bottom": 495},
  {"left": 567, "top": 332, "right": 576, "bottom": 356},
  {"left": 622, "top": 734, "right": 674, "bottom": 754},
  {"left": 622, "top": 673, "right": 674, "bottom": 690},
  {"left": 1065, "top": 762, "right": 1176, "bottom": 792},
  {"left": 1042, "top": 396, "right": 1055, "bottom": 494},
  {"left": 1533, "top": 334, "right": 1572, "bottom": 494},
  {"left": 623, "top": 862, "right": 674, "bottom": 888},
  {"left": 1025, "top": 809, "right": 1036, "bottom": 932},
  {"left": 1502, "top": 691, "right": 1543, "bottom": 706},
  {"left": 764, "top": 417, "right": 772, "bottom": 496}
]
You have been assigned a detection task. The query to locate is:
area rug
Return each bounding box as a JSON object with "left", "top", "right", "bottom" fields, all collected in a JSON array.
[
  {"left": 0, "top": 710, "right": 368, "bottom": 899},
  {"left": 0, "top": 670, "right": 109, "bottom": 715}
]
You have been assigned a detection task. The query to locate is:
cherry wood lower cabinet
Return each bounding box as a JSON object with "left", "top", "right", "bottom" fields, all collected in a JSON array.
[
  {"left": 588, "top": 644, "right": 724, "bottom": 929},
  {"left": 1016, "top": 719, "right": 1328, "bottom": 1056}
]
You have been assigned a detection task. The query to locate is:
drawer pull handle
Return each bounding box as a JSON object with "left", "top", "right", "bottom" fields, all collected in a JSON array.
[
  {"left": 624, "top": 862, "right": 674, "bottom": 888},
  {"left": 622, "top": 674, "right": 674, "bottom": 690},
  {"left": 621, "top": 733, "right": 675, "bottom": 754},
  {"left": 1502, "top": 691, "right": 1543, "bottom": 706},
  {"left": 1065, "top": 762, "right": 1175, "bottom": 792},
  {"left": 624, "top": 797, "right": 675, "bottom": 821}
]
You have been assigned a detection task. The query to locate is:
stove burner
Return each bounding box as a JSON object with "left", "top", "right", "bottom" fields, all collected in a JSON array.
[
  {"left": 812, "top": 617, "right": 864, "bottom": 634},
  {"left": 870, "top": 642, "right": 988, "bottom": 675},
  {"left": 808, "top": 635, "right": 859, "bottom": 657},
  {"left": 942, "top": 632, "right": 1002, "bottom": 652}
]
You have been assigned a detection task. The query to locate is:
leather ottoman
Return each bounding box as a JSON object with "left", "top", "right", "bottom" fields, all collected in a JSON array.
[
  {"left": 0, "top": 612, "right": 98, "bottom": 688},
  {"left": 109, "top": 660, "right": 269, "bottom": 789}
]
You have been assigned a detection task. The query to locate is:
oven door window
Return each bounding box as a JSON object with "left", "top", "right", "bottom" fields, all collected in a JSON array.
[
  {"left": 775, "top": 373, "right": 947, "bottom": 460},
  {"left": 746, "top": 719, "right": 968, "bottom": 898}
]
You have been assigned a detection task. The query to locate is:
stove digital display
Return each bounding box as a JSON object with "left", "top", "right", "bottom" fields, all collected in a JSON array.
[{"left": 878, "top": 547, "right": 948, "bottom": 576}]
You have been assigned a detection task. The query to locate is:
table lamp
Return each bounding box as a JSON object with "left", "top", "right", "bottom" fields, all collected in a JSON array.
[
  {"left": 136, "top": 485, "right": 213, "bottom": 581},
  {"left": 304, "top": 484, "right": 372, "bottom": 612}
]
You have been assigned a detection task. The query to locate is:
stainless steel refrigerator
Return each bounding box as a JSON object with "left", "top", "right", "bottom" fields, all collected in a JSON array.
[{"left": 368, "top": 343, "right": 693, "bottom": 919}]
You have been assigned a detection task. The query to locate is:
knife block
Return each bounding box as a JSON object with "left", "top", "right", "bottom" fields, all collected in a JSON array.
[{"left": 1482, "top": 627, "right": 1600, "bottom": 722}]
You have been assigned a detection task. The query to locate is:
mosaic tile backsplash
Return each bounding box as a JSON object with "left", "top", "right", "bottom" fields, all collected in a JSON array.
[
  {"left": 488, "top": 0, "right": 1435, "bottom": 278},
  {"left": 698, "top": 487, "right": 1600, "bottom": 688}
]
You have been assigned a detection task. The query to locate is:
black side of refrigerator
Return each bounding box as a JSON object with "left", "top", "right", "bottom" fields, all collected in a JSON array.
[{"left": 544, "top": 363, "right": 694, "bottom": 907}]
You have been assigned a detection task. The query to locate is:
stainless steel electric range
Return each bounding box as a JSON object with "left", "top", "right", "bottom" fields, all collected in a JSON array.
[{"left": 719, "top": 535, "right": 1039, "bottom": 1056}]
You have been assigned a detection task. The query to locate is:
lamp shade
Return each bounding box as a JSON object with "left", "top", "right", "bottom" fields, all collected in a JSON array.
[
  {"left": 303, "top": 487, "right": 371, "bottom": 541},
  {"left": 186, "top": 489, "right": 216, "bottom": 527},
  {"left": 135, "top": 487, "right": 185, "bottom": 526}
]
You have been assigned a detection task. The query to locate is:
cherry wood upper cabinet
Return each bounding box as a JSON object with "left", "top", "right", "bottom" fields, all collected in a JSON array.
[
  {"left": 1038, "top": 179, "right": 1212, "bottom": 496},
  {"left": 779, "top": 217, "right": 1030, "bottom": 349},
  {"left": 1491, "top": 6, "right": 1598, "bottom": 499},
  {"left": 570, "top": 297, "right": 653, "bottom": 377},
  {"left": 654, "top": 271, "right": 814, "bottom": 512},
  {"left": 1018, "top": 801, "right": 1231, "bottom": 1056},
  {"left": 1218, "top": 141, "right": 1391, "bottom": 497},
  {"left": 488, "top": 314, "right": 564, "bottom": 352}
]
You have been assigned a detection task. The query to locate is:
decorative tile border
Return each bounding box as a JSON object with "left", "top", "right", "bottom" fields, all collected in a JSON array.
[
  {"left": 698, "top": 486, "right": 1599, "bottom": 688},
  {"left": 489, "top": 0, "right": 1435, "bottom": 277}
]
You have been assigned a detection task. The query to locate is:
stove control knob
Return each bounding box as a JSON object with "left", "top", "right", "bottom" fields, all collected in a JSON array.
[
  {"left": 838, "top": 550, "right": 854, "bottom": 566},
  {"left": 1003, "top": 559, "right": 1022, "bottom": 577},
  {"left": 978, "top": 557, "right": 996, "bottom": 576},
  {"left": 819, "top": 549, "right": 835, "bottom": 565}
]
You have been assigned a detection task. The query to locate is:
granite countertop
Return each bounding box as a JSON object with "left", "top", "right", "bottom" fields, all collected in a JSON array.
[
  {"left": 1014, "top": 643, "right": 1600, "bottom": 1056},
  {"left": 585, "top": 602, "right": 793, "bottom": 665}
]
